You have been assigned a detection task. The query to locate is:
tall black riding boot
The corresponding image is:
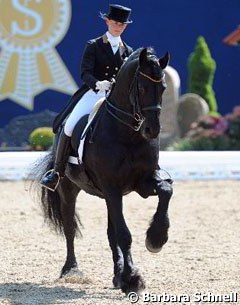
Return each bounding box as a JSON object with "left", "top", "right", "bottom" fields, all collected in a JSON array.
[{"left": 40, "top": 131, "right": 71, "bottom": 191}]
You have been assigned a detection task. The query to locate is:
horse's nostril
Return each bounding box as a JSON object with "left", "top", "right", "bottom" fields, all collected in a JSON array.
[
  {"left": 145, "top": 127, "right": 151, "bottom": 134},
  {"left": 144, "top": 126, "right": 160, "bottom": 139}
]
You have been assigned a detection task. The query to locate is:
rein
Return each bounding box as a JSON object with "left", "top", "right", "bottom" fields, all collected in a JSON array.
[
  {"left": 106, "top": 67, "right": 164, "bottom": 131},
  {"left": 105, "top": 99, "right": 144, "bottom": 131}
]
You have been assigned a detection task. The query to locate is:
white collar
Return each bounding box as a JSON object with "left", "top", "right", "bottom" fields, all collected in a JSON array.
[{"left": 106, "top": 31, "right": 122, "bottom": 47}]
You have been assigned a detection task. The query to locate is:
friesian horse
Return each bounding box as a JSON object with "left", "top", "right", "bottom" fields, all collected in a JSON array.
[{"left": 33, "top": 47, "right": 173, "bottom": 294}]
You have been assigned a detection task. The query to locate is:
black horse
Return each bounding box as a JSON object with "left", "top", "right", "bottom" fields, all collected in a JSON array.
[{"left": 33, "top": 47, "right": 173, "bottom": 294}]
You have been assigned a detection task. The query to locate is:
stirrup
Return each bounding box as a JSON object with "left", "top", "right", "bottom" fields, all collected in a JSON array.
[{"left": 40, "top": 169, "right": 61, "bottom": 192}]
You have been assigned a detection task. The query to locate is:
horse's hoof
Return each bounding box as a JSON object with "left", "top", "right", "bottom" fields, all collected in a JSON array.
[
  {"left": 113, "top": 274, "right": 122, "bottom": 289},
  {"left": 121, "top": 271, "right": 146, "bottom": 295},
  {"left": 58, "top": 267, "right": 86, "bottom": 284},
  {"left": 60, "top": 267, "right": 83, "bottom": 278},
  {"left": 145, "top": 238, "right": 162, "bottom": 253}
]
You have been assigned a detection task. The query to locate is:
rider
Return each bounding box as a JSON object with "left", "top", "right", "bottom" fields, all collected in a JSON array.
[{"left": 40, "top": 4, "right": 133, "bottom": 191}]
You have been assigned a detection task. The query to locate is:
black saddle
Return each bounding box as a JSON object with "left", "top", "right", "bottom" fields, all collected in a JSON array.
[
  {"left": 70, "top": 115, "right": 89, "bottom": 156},
  {"left": 70, "top": 101, "right": 105, "bottom": 156},
  {"left": 65, "top": 104, "right": 105, "bottom": 198}
]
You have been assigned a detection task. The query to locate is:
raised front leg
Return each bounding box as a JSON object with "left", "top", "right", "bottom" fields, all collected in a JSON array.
[
  {"left": 57, "top": 178, "right": 82, "bottom": 278},
  {"left": 145, "top": 179, "right": 173, "bottom": 253},
  {"left": 104, "top": 188, "right": 145, "bottom": 294}
]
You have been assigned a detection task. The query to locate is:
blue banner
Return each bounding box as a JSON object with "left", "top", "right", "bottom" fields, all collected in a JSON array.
[{"left": 0, "top": 0, "right": 239, "bottom": 127}]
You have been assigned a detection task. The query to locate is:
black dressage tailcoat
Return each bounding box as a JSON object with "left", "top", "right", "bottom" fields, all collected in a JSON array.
[{"left": 53, "top": 34, "right": 133, "bottom": 133}]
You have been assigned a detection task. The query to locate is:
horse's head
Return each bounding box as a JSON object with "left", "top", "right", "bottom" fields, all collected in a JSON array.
[
  {"left": 107, "top": 47, "right": 169, "bottom": 139},
  {"left": 133, "top": 48, "right": 169, "bottom": 139}
]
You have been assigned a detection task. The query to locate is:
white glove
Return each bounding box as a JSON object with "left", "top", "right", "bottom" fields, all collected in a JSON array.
[{"left": 95, "top": 80, "right": 111, "bottom": 92}]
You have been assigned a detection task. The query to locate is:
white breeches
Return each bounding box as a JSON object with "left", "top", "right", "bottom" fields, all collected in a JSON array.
[{"left": 64, "top": 89, "right": 105, "bottom": 136}]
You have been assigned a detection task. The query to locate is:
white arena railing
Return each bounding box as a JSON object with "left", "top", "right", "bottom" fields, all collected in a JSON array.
[{"left": 0, "top": 151, "right": 240, "bottom": 181}]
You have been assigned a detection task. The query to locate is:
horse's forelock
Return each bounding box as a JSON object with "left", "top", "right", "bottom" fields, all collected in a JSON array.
[
  {"left": 126, "top": 48, "right": 144, "bottom": 63},
  {"left": 126, "top": 47, "right": 156, "bottom": 64}
]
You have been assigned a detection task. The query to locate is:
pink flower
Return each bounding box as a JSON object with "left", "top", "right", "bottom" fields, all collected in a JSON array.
[
  {"left": 233, "top": 106, "right": 240, "bottom": 117},
  {"left": 225, "top": 113, "right": 234, "bottom": 121},
  {"left": 214, "top": 117, "right": 229, "bottom": 133},
  {"left": 202, "top": 129, "right": 224, "bottom": 138},
  {"left": 199, "top": 115, "right": 216, "bottom": 128},
  {"left": 188, "top": 105, "right": 240, "bottom": 144}
]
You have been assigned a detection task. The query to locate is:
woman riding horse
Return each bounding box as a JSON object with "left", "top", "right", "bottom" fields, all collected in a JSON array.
[{"left": 34, "top": 46, "right": 173, "bottom": 295}]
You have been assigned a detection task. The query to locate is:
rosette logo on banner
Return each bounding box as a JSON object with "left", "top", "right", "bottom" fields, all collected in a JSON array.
[{"left": 0, "top": 0, "right": 78, "bottom": 110}]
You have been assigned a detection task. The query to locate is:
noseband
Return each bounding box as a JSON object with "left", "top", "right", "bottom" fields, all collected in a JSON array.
[
  {"left": 106, "top": 68, "right": 164, "bottom": 131},
  {"left": 139, "top": 71, "right": 163, "bottom": 83}
]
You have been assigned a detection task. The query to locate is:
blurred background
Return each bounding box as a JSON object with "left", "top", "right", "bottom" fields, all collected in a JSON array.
[{"left": 0, "top": 0, "right": 239, "bottom": 149}]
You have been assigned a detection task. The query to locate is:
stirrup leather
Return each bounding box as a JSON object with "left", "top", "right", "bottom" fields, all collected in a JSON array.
[{"left": 40, "top": 169, "right": 61, "bottom": 192}]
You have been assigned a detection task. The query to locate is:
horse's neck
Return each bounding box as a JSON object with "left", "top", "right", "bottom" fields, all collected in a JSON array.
[
  {"left": 105, "top": 73, "right": 142, "bottom": 141},
  {"left": 109, "top": 89, "right": 132, "bottom": 113}
]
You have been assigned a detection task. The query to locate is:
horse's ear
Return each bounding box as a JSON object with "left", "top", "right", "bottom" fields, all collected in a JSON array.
[
  {"left": 159, "top": 52, "right": 170, "bottom": 69},
  {"left": 139, "top": 48, "right": 148, "bottom": 67}
]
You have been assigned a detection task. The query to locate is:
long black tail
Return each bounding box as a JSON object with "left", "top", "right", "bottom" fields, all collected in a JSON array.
[{"left": 30, "top": 150, "right": 81, "bottom": 235}]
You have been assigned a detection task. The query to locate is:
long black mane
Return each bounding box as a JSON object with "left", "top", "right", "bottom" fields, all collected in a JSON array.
[
  {"left": 111, "top": 47, "right": 144, "bottom": 86},
  {"left": 108, "top": 46, "right": 163, "bottom": 107}
]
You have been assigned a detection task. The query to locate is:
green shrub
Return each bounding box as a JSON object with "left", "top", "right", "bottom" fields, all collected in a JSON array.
[
  {"left": 187, "top": 36, "right": 218, "bottom": 115},
  {"left": 29, "top": 127, "right": 54, "bottom": 150},
  {"left": 168, "top": 106, "right": 240, "bottom": 151}
]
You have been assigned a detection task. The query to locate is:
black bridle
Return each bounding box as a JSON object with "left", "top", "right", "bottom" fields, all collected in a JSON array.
[{"left": 105, "top": 67, "right": 164, "bottom": 131}]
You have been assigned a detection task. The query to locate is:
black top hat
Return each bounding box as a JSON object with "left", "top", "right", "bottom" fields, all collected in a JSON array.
[{"left": 100, "top": 4, "right": 132, "bottom": 24}]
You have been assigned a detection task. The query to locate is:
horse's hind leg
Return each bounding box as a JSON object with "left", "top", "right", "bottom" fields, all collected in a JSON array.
[
  {"left": 57, "top": 178, "right": 82, "bottom": 277},
  {"left": 107, "top": 213, "right": 124, "bottom": 288},
  {"left": 145, "top": 179, "right": 173, "bottom": 253}
]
